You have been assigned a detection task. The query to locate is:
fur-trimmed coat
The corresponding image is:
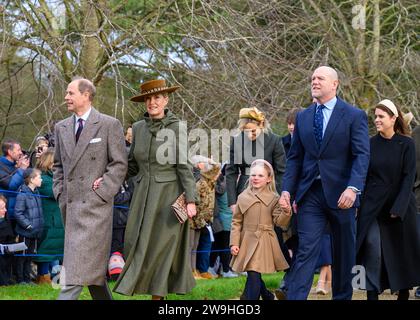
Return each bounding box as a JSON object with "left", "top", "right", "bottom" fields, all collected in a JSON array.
[{"left": 189, "top": 165, "right": 220, "bottom": 230}]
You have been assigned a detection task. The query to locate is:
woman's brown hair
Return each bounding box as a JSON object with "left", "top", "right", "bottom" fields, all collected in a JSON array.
[{"left": 375, "top": 105, "right": 410, "bottom": 136}]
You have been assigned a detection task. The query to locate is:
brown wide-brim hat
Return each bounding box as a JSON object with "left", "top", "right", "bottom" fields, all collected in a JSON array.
[{"left": 130, "top": 79, "right": 180, "bottom": 102}]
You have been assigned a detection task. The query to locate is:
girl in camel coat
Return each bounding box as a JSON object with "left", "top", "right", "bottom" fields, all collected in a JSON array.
[{"left": 230, "top": 159, "right": 291, "bottom": 300}]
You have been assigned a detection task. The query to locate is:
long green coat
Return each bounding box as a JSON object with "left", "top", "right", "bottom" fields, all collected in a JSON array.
[
  {"left": 113, "top": 110, "right": 197, "bottom": 297},
  {"left": 34, "top": 171, "right": 64, "bottom": 263}
]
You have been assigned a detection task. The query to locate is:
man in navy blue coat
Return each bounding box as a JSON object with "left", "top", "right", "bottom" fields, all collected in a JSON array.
[{"left": 279, "top": 66, "right": 370, "bottom": 300}]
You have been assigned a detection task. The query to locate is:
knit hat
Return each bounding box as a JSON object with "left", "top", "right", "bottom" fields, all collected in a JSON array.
[{"left": 108, "top": 252, "right": 125, "bottom": 278}]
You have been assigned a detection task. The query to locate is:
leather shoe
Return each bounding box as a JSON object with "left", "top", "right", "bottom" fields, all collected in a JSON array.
[{"left": 274, "top": 288, "right": 287, "bottom": 300}]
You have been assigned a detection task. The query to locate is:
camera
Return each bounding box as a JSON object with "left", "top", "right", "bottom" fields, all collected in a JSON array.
[{"left": 20, "top": 150, "right": 30, "bottom": 161}]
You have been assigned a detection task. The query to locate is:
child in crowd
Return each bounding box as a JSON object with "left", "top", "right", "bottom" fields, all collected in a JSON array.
[
  {"left": 230, "top": 159, "right": 291, "bottom": 300},
  {"left": 14, "top": 168, "right": 44, "bottom": 284},
  {"left": 209, "top": 164, "right": 237, "bottom": 278},
  {"left": 108, "top": 179, "right": 134, "bottom": 281},
  {"left": 189, "top": 156, "right": 221, "bottom": 279},
  {"left": 0, "top": 195, "right": 16, "bottom": 286}
]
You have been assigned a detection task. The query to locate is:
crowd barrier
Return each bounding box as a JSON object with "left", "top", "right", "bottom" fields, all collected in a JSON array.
[
  {"left": 0, "top": 188, "right": 232, "bottom": 257},
  {"left": 0, "top": 188, "right": 130, "bottom": 209}
]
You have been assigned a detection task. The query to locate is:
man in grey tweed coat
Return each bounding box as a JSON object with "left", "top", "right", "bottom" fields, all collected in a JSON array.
[{"left": 53, "top": 77, "right": 127, "bottom": 300}]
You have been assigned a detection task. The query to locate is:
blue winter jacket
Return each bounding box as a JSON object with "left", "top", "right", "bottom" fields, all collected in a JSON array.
[
  {"left": 0, "top": 156, "right": 25, "bottom": 220},
  {"left": 14, "top": 184, "right": 44, "bottom": 238}
]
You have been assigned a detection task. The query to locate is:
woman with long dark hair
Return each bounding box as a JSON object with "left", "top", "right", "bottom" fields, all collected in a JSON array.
[{"left": 356, "top": 99, "right": 420, "bottom": 300}]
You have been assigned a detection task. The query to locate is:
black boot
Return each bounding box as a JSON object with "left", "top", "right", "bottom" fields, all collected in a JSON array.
[
  {"left": 367, "top": 290, "right": 379, "bottom": 300},
  {"left": 274, "top": 286, "right": 287, "bottom": 300},
  {"left": 397, "top": 289, "right": 409, "bottom": 300}
]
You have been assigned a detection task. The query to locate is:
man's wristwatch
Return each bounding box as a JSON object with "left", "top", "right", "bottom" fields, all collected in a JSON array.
[{"left": 347, "top": 186, "right": 360, "bottom": 194}]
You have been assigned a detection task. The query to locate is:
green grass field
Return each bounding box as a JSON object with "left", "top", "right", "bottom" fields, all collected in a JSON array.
[{"left": 0, "top": 273, "right": 290, "bottom": 300}]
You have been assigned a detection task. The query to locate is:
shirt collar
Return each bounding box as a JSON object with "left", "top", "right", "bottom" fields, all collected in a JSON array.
[
  {"left": 74, "top": 107, "right": 92, "bottom": 123},
  {"left": 317, "top": 96, "right": 337, "bottom": 110}
]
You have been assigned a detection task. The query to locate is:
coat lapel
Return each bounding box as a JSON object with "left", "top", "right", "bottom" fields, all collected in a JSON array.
[
  {"left": 238, "top": 189, "right": 259, "bottom": 213},
  {"left": 238, "top": 188, "right": 275, "bottom": 213},
  {"left": 304, "top": 103, "right": 319, "bottom": 150},
  {"left": 68, "top": 108, "right": 101, "bottom": 175},
  {"left": 255, "top": 189, "right": 276, "bottom": 206},
  {"left": 319, "top": 99, "right": 345, "bottom": 155},
  {"left": 61, "top": 116, "right": 76, "bottom": 158}
]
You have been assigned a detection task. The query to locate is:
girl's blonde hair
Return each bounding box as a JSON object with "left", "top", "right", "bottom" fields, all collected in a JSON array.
[
  {"left": 36, "top": 148, "right": 54, "bottom": 172},
  {"left": 247, "top": 159, "right": 277, "bottom": 193}
]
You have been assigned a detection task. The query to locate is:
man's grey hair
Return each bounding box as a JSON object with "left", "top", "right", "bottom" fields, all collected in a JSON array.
[{"left": 72, "top": 76, "right": 96, "bottom": 101}]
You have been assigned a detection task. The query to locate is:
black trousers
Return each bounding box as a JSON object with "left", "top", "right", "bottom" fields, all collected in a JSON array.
[
  {"left": 243, "top": 271, "right": 272, "bottom": 300},
  {"left": 0, "top": 255, "right": 13, "bottom": 285},
  {"left": 15, "top": 236, "right": 37, "bottom": 283},
  {"left": 209, "top": 231, "right": 231, "bottom": 273},
  {"left": 111, "top": 227, "right": 125, "bottom": 254}
]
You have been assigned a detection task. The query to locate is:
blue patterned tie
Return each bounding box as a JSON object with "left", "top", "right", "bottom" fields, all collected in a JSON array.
[
  {"left": 75, "top": 118, "right": 84, "bottom": 143},
  {"left": 314, "top": 104, "right": 325, "bottom": 147}
]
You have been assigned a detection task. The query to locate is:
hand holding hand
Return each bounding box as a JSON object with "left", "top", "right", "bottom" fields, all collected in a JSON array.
[
  {"left": 231, "top": 245, "right": 240, "bottom": 256},
  {"left": 187, "top": 203, "right": 197, "bottom": 219},
  {"left": 337, "top": 188, "right": 356, "bottom": 209},
  {"left": 279, "top": 191, "right": 291, "bottom": 211}
]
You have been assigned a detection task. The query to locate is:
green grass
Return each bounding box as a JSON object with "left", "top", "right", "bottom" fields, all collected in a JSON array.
[{"left": 0, "top": 273, "right": 289, "bottom": 300}]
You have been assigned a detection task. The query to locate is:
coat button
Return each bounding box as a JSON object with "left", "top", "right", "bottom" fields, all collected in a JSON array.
[
  {"left": 68, "top": 199, "right": 72, "bottom": 203},
  {"left": 92, "top": 157, "right": 96, "bottom": 160}
]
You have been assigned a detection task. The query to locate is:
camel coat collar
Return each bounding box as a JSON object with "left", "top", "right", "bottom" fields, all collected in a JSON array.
[{"left": 238, "top": 187, "right": 276, "bottom": 213}]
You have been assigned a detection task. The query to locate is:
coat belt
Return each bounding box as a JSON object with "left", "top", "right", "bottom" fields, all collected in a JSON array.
[{"left": 243, "top": 223, "right": 273, "bottom": 232}]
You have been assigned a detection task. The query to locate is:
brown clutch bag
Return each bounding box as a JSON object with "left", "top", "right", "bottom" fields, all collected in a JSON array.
[{"left": 171, "top": 192, "right": 188, "bottom": 223}]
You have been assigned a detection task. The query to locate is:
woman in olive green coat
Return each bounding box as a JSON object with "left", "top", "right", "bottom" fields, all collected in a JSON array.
[
  {"left": 114, "top": 79, "right": 197, "bottom": 299},
  {"left": 34, "top": 149, "right": 64, "bottom": 282}
]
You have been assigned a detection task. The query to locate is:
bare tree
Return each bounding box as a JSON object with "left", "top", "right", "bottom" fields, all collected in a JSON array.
[{"left": 0, "top": 0, "right": 418, "bottom": 148}]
